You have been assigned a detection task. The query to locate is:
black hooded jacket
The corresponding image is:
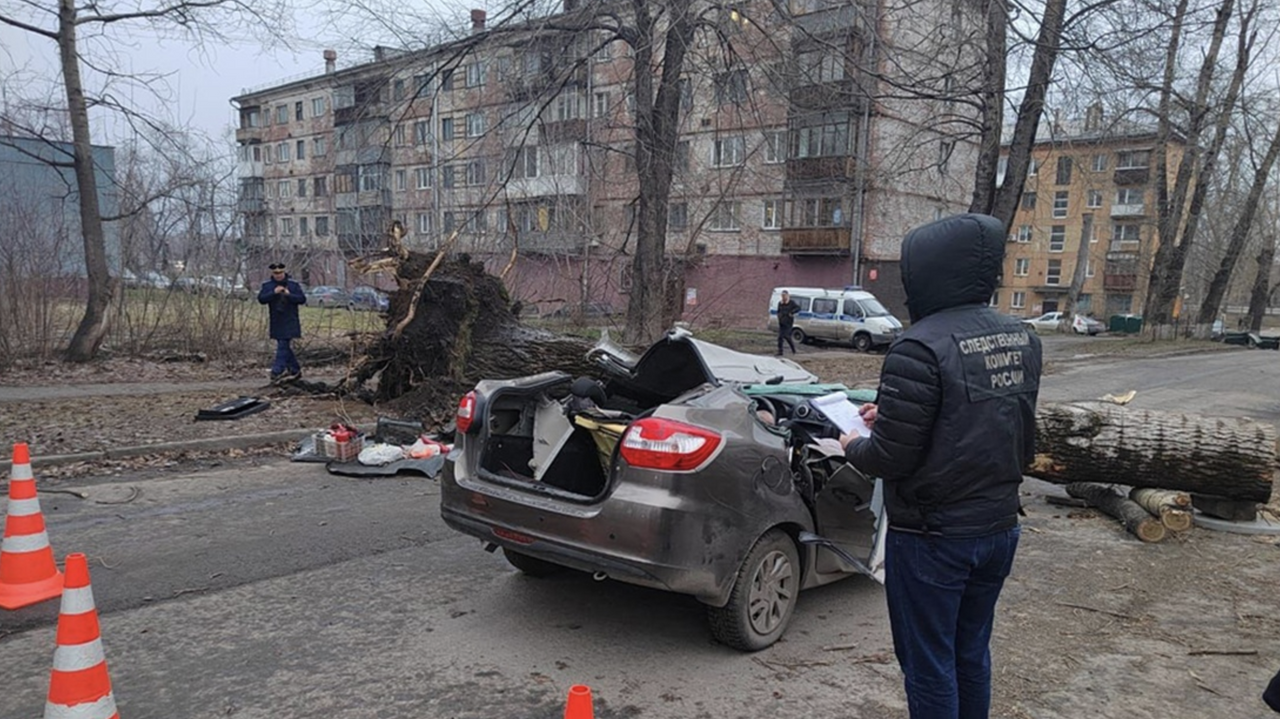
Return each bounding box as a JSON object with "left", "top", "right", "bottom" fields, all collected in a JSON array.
[{"left": 845, "top": 214, "right": 1042, "bottom": 536}]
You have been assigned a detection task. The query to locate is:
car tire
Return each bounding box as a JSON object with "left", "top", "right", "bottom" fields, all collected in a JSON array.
[
  {"left": 852, "top": 333, "right": 873, "bottom": 352},
  {"left": 501, "top": 547, "right": 563, "bottom": 577},
  {"left": 706, "top": 529, "right": 800, "bottom": 652},
  {"left": 789, "top": 328, "right": 807, "bottom": 346}
]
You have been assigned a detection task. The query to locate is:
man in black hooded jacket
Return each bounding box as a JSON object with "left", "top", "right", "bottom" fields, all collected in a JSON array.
[{"left": 841, "top": 213, "right": 1042, "bottom": 719}]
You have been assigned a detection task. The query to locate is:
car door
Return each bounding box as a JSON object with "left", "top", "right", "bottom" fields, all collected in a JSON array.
[
  {"left": 811, "top": 462, "right": 888, "bottom": 582},
  {"left": 809, "top": 297, "right": 840, "bottom": 341}
]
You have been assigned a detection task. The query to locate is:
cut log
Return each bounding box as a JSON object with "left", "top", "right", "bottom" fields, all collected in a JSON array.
[
  {"left": 1067, "top": 482, "right": 1167, "bottom": 542},
  {"left": 1031, "top": 402, "right": 1277, "bottom": 503},
  {"left": 1190, "top": 494, "right": 1259, "bottom": 522},
  {"left": 1129, "top": 488, "right": 1193, "bottom": 532}
]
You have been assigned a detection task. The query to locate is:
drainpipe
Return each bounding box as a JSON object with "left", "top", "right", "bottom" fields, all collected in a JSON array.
[{"left": 850, "top": 0, "right": 881, "bottom": 287}]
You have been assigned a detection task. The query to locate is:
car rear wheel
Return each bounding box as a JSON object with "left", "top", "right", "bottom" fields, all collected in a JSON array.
[
  {"left": 502, "top": 547, "right": 563, "bottom": 577},
  {"left": 852, "top": 333, "right": 873, "bottom": 352},
  {"left": 789, "top": 328, "right": 807, "bottom": 345},
  {"left": 707, "top": 529, "right": 800, "bottom": 652}
]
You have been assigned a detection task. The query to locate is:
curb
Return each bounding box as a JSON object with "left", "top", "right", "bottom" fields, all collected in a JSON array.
[{"left": 0, "top": 429, "right": 317, "bottom": 473}]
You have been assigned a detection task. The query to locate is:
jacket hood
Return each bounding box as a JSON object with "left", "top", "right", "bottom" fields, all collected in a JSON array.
[{"left": 900, "top": 213, "right": 1005, "bottom": 323}]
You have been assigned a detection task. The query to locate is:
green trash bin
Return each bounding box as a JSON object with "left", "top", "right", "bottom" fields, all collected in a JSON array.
[
  {"left": 1124, "top": 315, "right": 1144, "bottom": 334},
  {"left": 1108, "top": 314, "right": 1127, "bottom": 333}
]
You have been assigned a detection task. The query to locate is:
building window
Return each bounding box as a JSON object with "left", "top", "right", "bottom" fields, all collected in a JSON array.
[
  {"left": 996, "top": 156, "right": 1008, "bottom": 187},
  {"left": 512, "top": 146, "right": 539, "bottom": 179},
  {"left": 313, "top": 137, "right": 327, "bottom": 157},
  {"left": 311, "top": 97, "right": 327, "bottom": 116},
  {"left": 1028, "top": 158, "right": 1039, "bottom": 176},
  {"left": 1011, "top": 291, "right": 1026, "bottom": 309},
  {"left": 395, "top": 169, "right": 407, "bottom": 191},
  {"left": 413, "top": 121, "right": 429, "bottom": 146},
  {"left": 1014, "top": 258, "right": 1030, "bottom": 276},
  {"left": 440, "top": 67, "right": 456, "bottom": 91},
  {"left": 1091, "top": 153, "right": 1107, "bottom": 172},
  {"left": 938, "top": 140, "right": 954, "bottom": 175},
  {"left": 465, "top": 61, "right": 485, "bottom": 87},
  {"left": 763, "top": 131, "right": 785, "bottom": 164},
  {"left": 1052, "top": 191, "right": 1068, "bottom": 218},
  {"left": 713, "top": 136, "right": 745, "bottom": 167},
  {"left": 1116, "top": 150, "right": 1150, "bottom": 170},
  {"left": 392, "top": 124, "right": 406, "bottom": 146},
  {"left": 413, "top": 74, "right": 432, "bottom": 96},
  {"left": 990, "top": 291, "right": 999, "bottom": 307},
  {"left": 1049, "top": 225, "right": 1065, "bottom": 252},
  {"left": 1112, "top": 223, "right": 1141, "bottom": 250},
  {"left": 793, "top": 119, "right": 849, "bottom": 159},
  {"left": 1115, "top": 187, "right": 1144, "bottom": 206},
  {"left": 466, "top": 112, "right": 486, "bottom": 137},
  {"left": 297, "top": 178, "right": 307, "bottom": 198},
  {"left": 593, "top": 92, "right": 610, "bottom": 118},
  {"left": 333, "top": 170, "right": 354, "bottom": 194},
  {"left": 275, "top": 105, "right": 288, "bottom": 124},
  {"left": 668, "top": 202, "right": 688, "bottom": 230},
  {"left": 708, "top": 201, "right": 740, "bottom": 231},
  {"left": 714, "top": 69, "right": 748, "bottom": 104},
  {"left": 555, "top": 93, "right": 582, "bottom": 122},
  {"left": 441, "top": 165, "right": 456, "bottom": 189},
  {"left": 1046, "top": 259, "right": 1062, "bottom": 285},
  {"left": 466, "top": 160, "right": 486, "bottom": 186},
  {"left": 416, "top": 212, "right": 431, "bottom": 234},
  {"left": 1021, "top": 192, "right": 1036, "bottom": 210},
  {"left": 1086, "top": 259, "right": 1096, "bottom": 278},
  {"left": 392, "top": 79, "right": 406, "bottom": 101},
  {"left": 298, "top": 216, "right": 309, "bottom": 236},
  {"left": 279, "top": 216, "right": 294, "bottom": 236},
  {"left": 762, "top": 198, "right": 782, "bottom": 229},
  {"left": 441, "top": 117, "right": 455, "bottom": 141},
  {"left": 358, "top": 165, "right": 383, "bottom": 192},
  {"left": 315, "top": 216, "right": 329, "bottom": 236},
  {"left": 674, "top": 141, "right": 690, "bottom": 173},
  {"left": 277, "top": 179, "right": 291, "bottom": 198},
  {"left": 796, "top": 50, "right": 845, "bottom": 84},
  {"left": 313, "top": 176, "right": 328, "bottom": 197},
  {"left": 416, "top": 167, "right": 431, "bottom": 189},
  {"left": 1017, "top": 225, "right": 1032, "bottom": 243},
  {"left": 251, "top": 145, "right": 262, "bottom": 162},
  {"left": 291, "top": 141, "right": 303, "bottom": 161},
  {"left": 788, "top": 197, "right": 845, "bottom": 227},
  {"left": 277, "top": 142, "right": 290, "bottom": 162},
  {"left": 1055, "top": 156, "right": 1073, "bottom": 185},
  {"left": 294, "top": 101, "right": 304, "bottom": 121},
  {"left": 1087, "top": 190, "right": 1102, "bottom": 208}
]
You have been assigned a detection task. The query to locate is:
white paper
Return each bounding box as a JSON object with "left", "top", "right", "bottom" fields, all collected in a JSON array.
[
  {"left": 807, "top": 437, "right": 847, "bottom": 458},
  {"left": 811, "top": 392, "right": 872, "bottom": 438}
]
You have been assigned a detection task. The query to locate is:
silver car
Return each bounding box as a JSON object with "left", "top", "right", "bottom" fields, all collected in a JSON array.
[{"left": 440, "top": 329, "right": 886, "bottom": 651}]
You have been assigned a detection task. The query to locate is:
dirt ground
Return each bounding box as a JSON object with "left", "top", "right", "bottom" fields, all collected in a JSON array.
[{"left": 4, "top": 337, "right": 1278, "bottom": 717}]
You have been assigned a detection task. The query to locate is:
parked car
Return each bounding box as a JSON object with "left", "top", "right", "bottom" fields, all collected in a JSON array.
[
  {"left": 171, "top": 276, "right": 200, "bottom": 293},
  {"left": 440, "top": 329, "right": 888, "bottom": 651},
  {"left": 766, "top": 286, "right": 904, "bottom": 352},
  {"left": 1071, "top": 315, "right": 1106, "bottom": 336},
  {"left": 122, "top": 269, "right": 170, "bottom": 290},
  {"left": 1022, "top": 311, "right": 1065, "bottom": 333},
  {"left": 547, "top": 302, "right": 615, "bottom": 319},
  {"left": 350, "top": 285, "right": 390, "bottom": 312},
  {"left": 308, "top": 285, "right": 352, "bottom": 308}
]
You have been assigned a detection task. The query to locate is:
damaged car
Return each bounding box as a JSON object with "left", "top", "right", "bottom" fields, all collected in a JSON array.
[{"left": 440, "top": 328, "right": 887, "bottom": 651}]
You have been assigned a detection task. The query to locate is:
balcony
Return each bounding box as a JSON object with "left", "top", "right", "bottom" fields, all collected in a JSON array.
[
  {"left": 786, "top": 156, "right": 853, "bottom": 182},
  {"left": 789, "top": 82, "right": 868, "bottom": 113},
  {"left": 503, "top": 174, "right": 587, "bottom": 199},
  {"left": 519, "top": 230, "right": 585, "bottom": 255},
  {"left": 1104, "top": 273, "right": 1138, "bottom": 291},
  {"left": 1110, "top": 203, "right": 1146, "bottom": 218},
  {"left": 1113, "top": 168, "right": 1149, "bottom": 185},
  {"left": 1109, "top": 240, "right": 1140, "bottom": 253},
  {"left": 237, "top": 197, "right": 266, "bottom": 213},
  {"left": 781, "top": 227, "right": 849, "bottom": 255},
  {"left": 540, "top": 119, "right": 588, "bottom": 144}
]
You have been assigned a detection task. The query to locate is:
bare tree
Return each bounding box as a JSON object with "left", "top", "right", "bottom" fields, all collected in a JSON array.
[{"left": 0, "top": 0, "right": 282, "bottom": 361}]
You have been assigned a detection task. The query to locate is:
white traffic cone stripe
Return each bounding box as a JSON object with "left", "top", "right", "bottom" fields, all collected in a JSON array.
[
  {"left": 1, "top": 530, "right": 51, "bottom": 553},
  {"left": 44, "top": 692, "right": 118, "bottom": 719},
  {"left": 60, "top": 586, "right": 97, "bottom": 615},
  {"left": 10, "top": 463, "right": 33, "bottom": 480},
  {"left": 52, "top": 638, "right": 106, "bottom": 672},
  {"left": 6, "top": 497, "right": 43, "bottom": 516}
]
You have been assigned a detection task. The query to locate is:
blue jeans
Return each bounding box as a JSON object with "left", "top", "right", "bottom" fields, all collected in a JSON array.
[
  {"left": 272, "top": 338, "right": 300, "bottom": 375},
  {"left": 884, "top": 526, "right": 1020, "bottom": 719},
  {"left": 777, "top": 325, "right": 796, "bottom": 353}
]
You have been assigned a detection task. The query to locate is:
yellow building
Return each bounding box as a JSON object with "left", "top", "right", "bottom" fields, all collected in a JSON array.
[{"left": 994, "top": 123, "right": 1183, "bottom": 321}]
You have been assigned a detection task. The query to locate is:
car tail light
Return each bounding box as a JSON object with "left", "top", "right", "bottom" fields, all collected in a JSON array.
[
  {"left": 619, "top": 417, "right": 722, "bottom": 472},
  {"left": 457, "top": 391, "right": 477, "bottom": 434}
]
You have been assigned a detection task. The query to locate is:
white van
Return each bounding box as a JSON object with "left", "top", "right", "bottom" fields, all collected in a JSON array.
[{"left": 767, "top": 286, "right": 904, "bottom": 351}]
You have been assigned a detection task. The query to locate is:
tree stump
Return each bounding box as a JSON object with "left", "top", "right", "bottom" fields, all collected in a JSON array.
[
  {"left": 1067, "top": 482, "right": 1167, "bottom": 542},
  {"left": 1031, "top": 402, "right": 1277, "bottom": 503}
]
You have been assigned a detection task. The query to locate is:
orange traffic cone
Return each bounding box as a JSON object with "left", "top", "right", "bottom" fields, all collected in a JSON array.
[
  {"left": 0, "top": 443, "right": 64, "bottom": 610},
  {"left": 564, "top": 684, "right": 594, "bottom": 719},
  {"left": 45, "top": 552, "right": 119, "bottom": 719}
]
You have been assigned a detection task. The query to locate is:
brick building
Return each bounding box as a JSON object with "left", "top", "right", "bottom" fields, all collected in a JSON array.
[{"left": 231, "top": 0, "right": 983, "bottom": 326}]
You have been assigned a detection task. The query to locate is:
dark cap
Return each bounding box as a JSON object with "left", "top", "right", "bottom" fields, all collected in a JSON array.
[{"left": 269, "top": 263, "right": 286, "bottom": 271}]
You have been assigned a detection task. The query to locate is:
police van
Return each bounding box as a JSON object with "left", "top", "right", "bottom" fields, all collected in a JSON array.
[{"left": 768, "top": 286, "right": 904, "bottom": 352}]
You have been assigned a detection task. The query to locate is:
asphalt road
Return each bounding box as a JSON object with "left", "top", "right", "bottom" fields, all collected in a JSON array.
[{"left": 1, "top": 347, "right": 1276, "bottom": 718}]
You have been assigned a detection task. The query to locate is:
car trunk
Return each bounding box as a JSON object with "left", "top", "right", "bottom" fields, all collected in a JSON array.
[{"left": 474, "top": 331, "right": 816, "bottom": 500}]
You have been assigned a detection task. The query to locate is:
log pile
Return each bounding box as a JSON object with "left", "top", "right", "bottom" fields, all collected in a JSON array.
[{"left": 1031, "top": 401, "right": 1278, "bottom": 541}]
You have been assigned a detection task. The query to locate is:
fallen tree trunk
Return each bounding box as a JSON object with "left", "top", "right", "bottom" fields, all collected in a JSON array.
[
  {"left": 1067, "top": 482, "right": 1167, "bottom": 543},
  {"left": 1031, "top": 402, "right": 1277, "bottom": 503},
  {"left": 1129, "top": 488, "right": 1193, "bottom": 532}
]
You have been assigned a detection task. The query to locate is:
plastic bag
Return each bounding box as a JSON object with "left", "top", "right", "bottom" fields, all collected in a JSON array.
[
  {"left": 408, "top": 436, "right": 452, "bottom": 459},
  {"left": 358, "top": 442, "right": 406, "bottom": 466}
]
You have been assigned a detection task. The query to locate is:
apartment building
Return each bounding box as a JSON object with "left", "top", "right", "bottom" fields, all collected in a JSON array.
[
  {"left": 994, "top": 119, "right": 1184, "bottom": 321},
  {"left": 231, "top": 0, "right": 982, "bottom": 324}
]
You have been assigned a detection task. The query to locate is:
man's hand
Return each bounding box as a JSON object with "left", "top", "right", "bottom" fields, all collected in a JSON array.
[
  {"left": 838, "top": 431, "right": 861, "bottom": 451},
  {"left": 274, "top": 285, "right": 287, "bottom": 294},
  {"left": 859, "top": 403, "right": 878, "bottom": 428}
]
